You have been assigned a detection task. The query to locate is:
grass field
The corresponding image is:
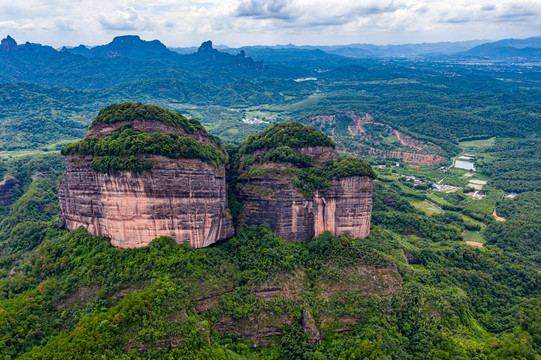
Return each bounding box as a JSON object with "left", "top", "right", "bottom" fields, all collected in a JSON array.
[
  {"left": 426, "top": 193, "right": 453, "bottom": 207},
  {"left": 411, "top": 200, "right": 443, "bottom": 216},
  {"left": 459, "top": 137, "right": 496, "bottom": 149},
  {"left": 0, "top": 149, "right": 60, "bottom": 159},
  {"left": 463, "top": 231, "right": 485, "bottom": 244}
]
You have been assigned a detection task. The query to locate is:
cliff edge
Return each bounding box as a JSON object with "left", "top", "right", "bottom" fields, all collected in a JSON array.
[{"left": 58, "top": 102, "right": 233, "bottom": 248}]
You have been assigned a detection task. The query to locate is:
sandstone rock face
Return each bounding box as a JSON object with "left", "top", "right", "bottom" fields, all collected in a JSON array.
[
  {"left": 238, "top": 175, "right": 372, "bottom": 242},
  {"left": 313, "top": 176, "right": 372, "bottom": 239},
  {"left": 0, "top": 176, "right": 20, "bottom": 206},
  {"left": 237, "top": 178, "right": 314, "bottom": 242},
  {"left": 237, "top": 141, "right": 373, "bottom": 242},
  {"left": 59, "top": 156, "right": 233, "bottom": 248}
]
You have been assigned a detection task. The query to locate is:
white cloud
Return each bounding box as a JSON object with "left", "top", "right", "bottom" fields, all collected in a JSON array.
[
  {"left": 97, "top": 7, "right": 155, "bottom": 31},
  {"left": 55, "top": 18, "right": 76, "bottom": 31},
  {"left": 0, "top": 0, "right": 539, "bottom": 47}
]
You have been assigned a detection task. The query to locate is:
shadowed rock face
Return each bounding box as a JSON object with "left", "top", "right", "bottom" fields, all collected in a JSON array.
[
  {"left": 59, "top": 155, "right": 233, "bottom": 248},
  {"left": 237, "top": 147, "right": 373, "bottom": 242},
  {"left": 0, "top": 176, "right": 20, "bottom": 206},
  {"left": 237, "top": 177, "right": 314, "bottom": 242}
]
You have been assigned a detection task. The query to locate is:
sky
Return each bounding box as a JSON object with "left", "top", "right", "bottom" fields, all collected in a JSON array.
[{"left": 0, "top": 0, "right": 540, "bottom": 48}]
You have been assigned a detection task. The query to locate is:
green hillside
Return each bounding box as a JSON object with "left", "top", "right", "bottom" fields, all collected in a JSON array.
[{"left": 0, "top": 132, "right": 539, "bottom": 359}]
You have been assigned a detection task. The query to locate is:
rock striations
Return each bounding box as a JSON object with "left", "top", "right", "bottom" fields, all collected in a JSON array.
[
  {"left": 235, "top": 122, "right": 375, "bottom": 242},
  {"left": 59, "top": 104, "right": 375, "bottom": 248},
  {"left": 58, "top": 103, "right": 233, "bottom": 248}
]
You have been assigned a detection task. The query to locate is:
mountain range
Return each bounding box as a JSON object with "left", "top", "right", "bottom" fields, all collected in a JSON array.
[{"left": 459, "top": 36, "right": 541, "bottom": 59}]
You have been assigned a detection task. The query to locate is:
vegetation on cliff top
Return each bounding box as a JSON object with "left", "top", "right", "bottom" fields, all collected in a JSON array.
[
  {"left": 294, "top": 157, "right": 375, "bottom": 197},
  {"left": 239, "top": 122, "right": 335, "bottom": 155},
  {"left": 238, "top": 138, "right": 375, "bottom": 197},
  {"left": 62, "top": 124, "right": 226, "bottom": 169},
  {"left": 89, "top": 102, "right": 207, "bottom": 133}
]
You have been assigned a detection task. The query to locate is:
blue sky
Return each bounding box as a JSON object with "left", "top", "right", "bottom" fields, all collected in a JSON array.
[{"left": 1, "top": 0, "right": 540, "bottom": 47}]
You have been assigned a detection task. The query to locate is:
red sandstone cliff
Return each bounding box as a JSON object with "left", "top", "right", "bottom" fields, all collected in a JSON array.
[
  {"left": 237, "top": 147, "right": 373, "bottom": 242},
  {"left": 58, "top": 103, "right": 233, "bottom": 248},
  {"left": 59, "top": 156, "right": 233, "bottom": 248}
]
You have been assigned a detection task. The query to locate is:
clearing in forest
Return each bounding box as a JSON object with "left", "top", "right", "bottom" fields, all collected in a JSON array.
[
  {"left": 411, "top": 200, "right": 443, "bottom": 216},
  {"left": 492, "top": 209, "right": 506, "bottom": 222}
]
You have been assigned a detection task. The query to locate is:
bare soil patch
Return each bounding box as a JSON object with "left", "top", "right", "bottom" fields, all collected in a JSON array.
[{"left": 466, "top": 241, "right": 484, "bottom": 248}]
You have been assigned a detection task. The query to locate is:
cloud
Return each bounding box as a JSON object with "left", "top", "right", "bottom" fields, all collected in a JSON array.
[
  {"left": 97, "top": 7, "right": 155, "bottom": 31},
  {"left": 234, "top": 0, "right": 406, "bottom": 22},
  {"left": 0, "top": 0, "right": 540, "bottom": 47},
  {"left": 481, "top": 4, "right": 496, "bottom": 11},
  {"left": 235, "top": 0, "right": 294, "bottom": 19},
  {"left": 0, "top": 20, "right": 38, "bottom": 31},
  {"left": 55, "top": 18, "right": 76, "bottom": 31},
  {"left": 497, "top": 4, "right": 539, "bottom": 20}
]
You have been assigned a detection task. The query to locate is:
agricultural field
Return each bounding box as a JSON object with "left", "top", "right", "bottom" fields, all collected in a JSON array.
[
  {"left": 463, "top": 230, "right": 485, "bottom": 243},
  {"left": 459, "top": 137, "right": 496, "bottom": 150},
  {"left": 411, "top": 200, "right": 443, "bottom": 216}
]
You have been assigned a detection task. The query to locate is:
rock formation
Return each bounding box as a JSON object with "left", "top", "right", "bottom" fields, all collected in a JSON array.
[
  {"left": 235, "top": 122, "right": 374, "bottom": 242},
  {"left": 313, "top": 176, "right": 373, "bottom": 239},
  {"left": 0, "top": 175, "right": 20, "bottom": 206},
  {"left": 1, "top": 35, "right": 18, "bottom": 52},
  {"left": 58, "top": 102, "right": 233, "bottom": 248},
  {"left": 59, "top": 106, "right": 374, "bottom": 248}
]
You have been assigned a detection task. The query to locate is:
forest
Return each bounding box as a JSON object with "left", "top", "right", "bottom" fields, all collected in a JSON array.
[{"left": 1, "top": 131, "right": 540, "bottom": 359}]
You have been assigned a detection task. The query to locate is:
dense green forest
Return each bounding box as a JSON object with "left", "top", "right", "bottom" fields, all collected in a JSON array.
[
  {"left": 239, "top": 122, "right": 335, "bottom": 155},
  {"left": 1, "top": 51, "right": 540, "bottom": 157},
  {"left": 1, "top": 138, "right": 540, "bottom": 359},
  {"left": 62, "top": 123, "right": 226, "bottom": 169},
  {"left": 477, "top": 138, "right": 541, "bottom": 193},
  {"left": 91, "top": 103, "right": 207, "bottom": 133},
  {"left": 234, "top": 123, "right": 374, "bottom": 198}
]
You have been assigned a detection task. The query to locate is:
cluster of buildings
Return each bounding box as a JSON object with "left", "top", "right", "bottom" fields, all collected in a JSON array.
[
  {"left": 432, "top": 183, "right": 461, "bottom": 193},
  {"left": 401, "top": 174, "right": 425, "bottom": 184},
  {"left": 242, "top": 117, "right": 269, "bottom": 125}
]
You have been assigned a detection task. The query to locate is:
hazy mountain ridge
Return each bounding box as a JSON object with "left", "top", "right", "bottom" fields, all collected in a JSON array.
[
  {"left": 212, "top": 40, "right": 490, "bottom": 59},
  {"left": 0, "top": 35, "right": 265, "bottom": 89},
  {"left": 460, "top": 36, "right": 541, "bottom": 59}
]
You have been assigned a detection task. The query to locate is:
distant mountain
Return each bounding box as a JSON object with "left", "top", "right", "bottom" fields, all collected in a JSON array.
[
  {"left": 460, "top": 36, "right": 541, "bottom": 59},
  {"left": 235, "top": 47, "right": 353, "bottom": 68},
  {"left": 180, "top": 41, "right": 265, "bottom": 73},
  {"left": 0, "top": 35, "right": 17, "bottom": 51},
  {"left": 325, "top": 47, "right": 376, "bottom": 58},
  {"left": 193, "top": 40, "right": 488, "bottom": 58},
  {"left": 0, "top": 35, "right": 266, "bottom": 89},
  {"left": 61, "top": 44, "right": 92, "bottom": 56},
  {"left": 61, "top": 35, "right": 175, "bottom": 60},
  {"left": 325, "top": 40, "right": 488, "bottom": 57}
]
